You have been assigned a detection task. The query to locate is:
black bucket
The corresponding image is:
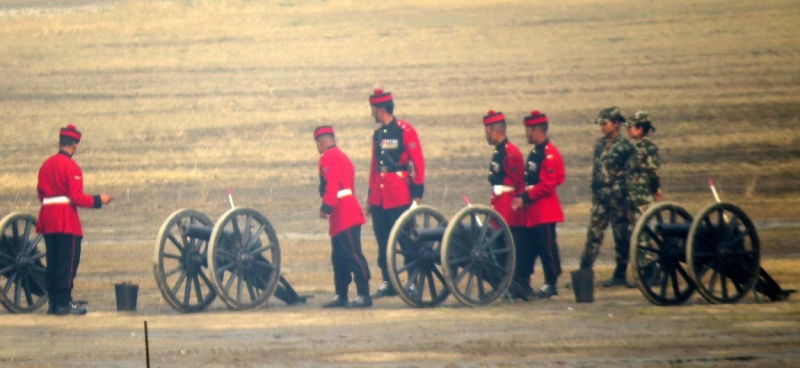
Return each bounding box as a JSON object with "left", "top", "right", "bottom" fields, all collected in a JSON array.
[
  {"left": 115, "top": 283, "right": 139, "bottom": 311},
  {"left": 571, "top": 269, "right": 594, "bottom": 303}
]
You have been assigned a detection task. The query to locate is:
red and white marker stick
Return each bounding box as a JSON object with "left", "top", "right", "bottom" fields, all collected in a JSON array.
[
  {"left": 708, "top": 178, "right": 729, "bottom": 222},
  {"left": 462, "top": 195, "right": 483, "bottom": 226},
  {"left": 226, "top": 187, "right": 235, "bottom": 209},
  {"left": 708, "top": 178, "right": 722, "bottom": 203}
]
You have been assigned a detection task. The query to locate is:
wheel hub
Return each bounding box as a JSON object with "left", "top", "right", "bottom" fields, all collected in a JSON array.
[
  {"left": 471, "top": 248, "right": 489, "bottom": 261},
  {"left": 419, "top": 243, "right": 438, "bottom": 260},
  {"left": 16, "top": 254, "right": 32, "bottom": 266},
  {"left": 239, "top": 253, "right": 254, "bottom": 262}
]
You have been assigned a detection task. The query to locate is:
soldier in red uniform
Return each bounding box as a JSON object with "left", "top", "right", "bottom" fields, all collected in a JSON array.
[
  {"left": 366, "top": 89, "right": 426, "bottom": 298},
  {"left": 481, "top": 110, "right": 532, "bottom": 299},
  {"left": 511, "top": 110, "right": 566, "bottom": 299},
  {"left": 37, "top": 125, "right": 113, "bottom": 315},
  {"left": 314, "top": 126, "right": 372, "bottom": 308}
]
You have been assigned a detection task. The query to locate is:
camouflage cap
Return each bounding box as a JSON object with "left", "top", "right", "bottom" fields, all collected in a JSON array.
[
  {"left": 595, "top": 106, "right": 625, "bottom": 124},
  {"left": 624, "top": 111, "right": 649, "bottom": 127}
]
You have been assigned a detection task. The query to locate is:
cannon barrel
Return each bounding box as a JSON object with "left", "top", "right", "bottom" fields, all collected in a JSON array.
[
  {"left": 655, "top": 223, "right": 691, "bottom": 238},
  {"left": 413, "top": 224, "right": 476, "bottom": 243},
  {"left": 181, "top": 224, "right": 214, "bottom": 241},
  {"left": 414, "top": 226, "right": 447, "bottom": 242}
]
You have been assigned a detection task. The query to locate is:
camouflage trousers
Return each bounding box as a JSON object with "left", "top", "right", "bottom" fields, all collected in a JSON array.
[
  {"left": 580, "top": 190, "right": 631, "bottom": 271},
  {"left": 626, "top": 196, "right": 656, "bottom": 234}
]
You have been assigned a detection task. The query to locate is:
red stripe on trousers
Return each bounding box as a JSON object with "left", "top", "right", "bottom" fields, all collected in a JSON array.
[
  {"left": 68, "top": 236, "right": 76, "bottom": 289},
  {"left": 347, "top": 228, "right": 369, "bottom": 281},
  {"left": 547, "top": 225, "right": 556, "bottom": 276}
]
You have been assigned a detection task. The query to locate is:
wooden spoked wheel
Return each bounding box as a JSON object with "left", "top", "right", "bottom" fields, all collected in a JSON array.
[
  {"left": 153, "top": 209, "right": 217, "bottom": 312},
  {"left": 687, "top": 202, "right": 760, "bottom": 304},
  {"left": 629, "top": 202, "right": 696, "bottom": 306},
  {"left": 0, "top": 213, "right": 48, "bottom": 313},
  {"left": 386, "top": 205, "right": 451, "bottom": 308},
  {"left": 208, "top": 208, "right": 281, "bottom": 310},
  {"left": 441, "top": 205, "right": 515, "bottom": 307}
]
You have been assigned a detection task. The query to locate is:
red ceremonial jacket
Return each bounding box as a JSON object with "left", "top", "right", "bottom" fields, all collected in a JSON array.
[
  {"left": 519, "top": 140, "right": 565, "bottom": 227},
  {"left": 319, "top": 146, "right": 366, "bottom": 236},
  {"left": 488, "top": 139, "right": 526, "bottom": 227},
  {"left": 37, "top": 151, "right": 101, "bottom": 236},
  {"left": 368, "top": 118, "right": 425, "bottom": 209}
]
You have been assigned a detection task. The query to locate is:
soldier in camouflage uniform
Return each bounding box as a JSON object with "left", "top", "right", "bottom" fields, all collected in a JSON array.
[
  {"left": 624, "top": 111, "right": 662, "bottom": 224},
  {"left": 579, "top": 107, "right": 636, "bottom": 287},
  {"left": 624, "top": 111, "right": 662, "bottom": 287}
]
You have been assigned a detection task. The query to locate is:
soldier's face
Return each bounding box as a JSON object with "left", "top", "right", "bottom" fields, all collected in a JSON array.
[
  {"left": 371, "top": 107, "right": 380, "bottom": 123},
  {"left": 484, "top": 125, "right": 495, "bottom": 145},
  {"left": 525, "top": 127, "right": 535, "bottom": 144},
  {"left": 627, "top": 125, "right": 644, "bottom": 140},
  {"left": 316, "top": 139, "right": 324, "bottom": 154},
  {"left": 599, "top": 120, "right": 617, "bottom": 135},
  {"left": 62, "top": 143, "right": 78, "bottom": 155}
]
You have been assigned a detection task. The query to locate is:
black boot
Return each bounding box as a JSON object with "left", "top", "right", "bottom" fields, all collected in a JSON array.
[
  {"left": 54, "top": 302, "right": 87, "bottom": 316},
  {"left": 322, "top": 295, "right": 348, "bottom": 308},
  {"left": 537, "top": 284, "right": 558, "bottom": 298},
  {"left": 347, "top": 295, "right": 372, "bottom": 308},
  {"left": 371, "top": 281, "right": 397, "bottom": 298}
]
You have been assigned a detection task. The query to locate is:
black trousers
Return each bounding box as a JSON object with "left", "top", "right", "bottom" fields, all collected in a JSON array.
[
  {"left": 370, "top": 204, "right": 410, "bottom": 282},
  {"left": 516, "top": 223, "right": 562, "bottom": 287},
  {"left": 44, "top": 234, "right": 82, "bottom": 308},
  {"left": 331, "top": 226, "right": 371, "bottom": 298}
]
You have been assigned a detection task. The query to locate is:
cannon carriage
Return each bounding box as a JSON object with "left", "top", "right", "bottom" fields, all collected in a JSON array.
[
  {"left": 153, "top": 207, "right": 307, "bottom": 313},
  {"left": 0, "top": 212, "right": 48, "bottom": 313},
  {"left": 629, "top": 201, "right": 792, "bottom": 306},
  {"left": 386, "top": 204, "right": 517, "bottom": 308}
]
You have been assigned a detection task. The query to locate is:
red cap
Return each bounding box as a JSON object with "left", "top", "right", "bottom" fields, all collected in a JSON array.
[
  {"left": 482, "top": 110, "right": 505, "bottom": 125},
  {"left": 524, "top": 110, "right": 548, "bottom": 126},
  {"left": 369, "top": 88, "right": 393, "bottom": 106},
  {"left": 60, "top": 124, "right": 82, "bottom": 142},
  {"left": 313, "top": 125, "right": 335, "bottom": 139}
]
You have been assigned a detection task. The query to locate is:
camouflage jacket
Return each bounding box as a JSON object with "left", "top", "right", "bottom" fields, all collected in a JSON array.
[
  {"left": 625, "top": 138, "right": 660, "bottom": 206},
  {"left": 591, "top": 135, "right": 634, "bottom": 193}
]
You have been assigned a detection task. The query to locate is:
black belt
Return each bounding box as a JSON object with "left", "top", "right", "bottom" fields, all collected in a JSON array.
[{"left": 379, "top": 165, "right": 409, "bottom": 173}]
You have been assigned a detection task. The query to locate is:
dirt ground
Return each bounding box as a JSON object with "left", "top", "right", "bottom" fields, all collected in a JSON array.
[
  {"left": 1, "top": 0, "right": 800, "bottom": 366},
  {"left": 1, "top": 240, "right": 798, "bottom": 368}
]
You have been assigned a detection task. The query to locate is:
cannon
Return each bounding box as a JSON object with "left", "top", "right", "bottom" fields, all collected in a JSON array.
[
  {"left": 0, "top": 212, "right": 48, "bottom": 313},
  {"left": 386, "top": 204, "right": 517, "bottom": 307},
  {"left": 153, "top": 207, "right": 308, "bottom": 312},
  {"left": 629, "top": 201, "right": 793, "bottom": 306}
]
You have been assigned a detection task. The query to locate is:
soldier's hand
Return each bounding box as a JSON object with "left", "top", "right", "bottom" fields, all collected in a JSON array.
[
  {"left": 511, "top": 197, "right": 524, "bottom": 211},
  {"left": 319, "top": 211, "right": 329, "bottom": 219},
  {"left": 364, "top": 204, "right": 371, "bottom": 217},
  {"left": 656, "top": 189, "right": 663, "bottom": 202},
  {"left": 100, "top": 194, "right": 114, "bottom": 204},
  {"left": 412, "top": 198, "right": 422, "bottom": 206}
]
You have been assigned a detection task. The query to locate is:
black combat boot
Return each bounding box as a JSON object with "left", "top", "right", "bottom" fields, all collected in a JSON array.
[
  {"left": 371, "top": 281, "right": 397, "bottom": 298},
  {"left": 603, "top": 264, "right": 635, "bottom": 288},
  {"left": 54, "top": 302, "right": 87, "bottom": 316},
  {"left": 322, "top": 295, "right": 348, "bottom": 308},
  {"left": 537, "top": 284, "right": 558, "bottom": 299},
  {"left": 347, "top": 295, "right": 372, "bottom": 308}
]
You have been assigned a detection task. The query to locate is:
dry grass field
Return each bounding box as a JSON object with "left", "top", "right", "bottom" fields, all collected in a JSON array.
[{"left": 0, "top": 0, "right": 799, "bottom": 366}]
